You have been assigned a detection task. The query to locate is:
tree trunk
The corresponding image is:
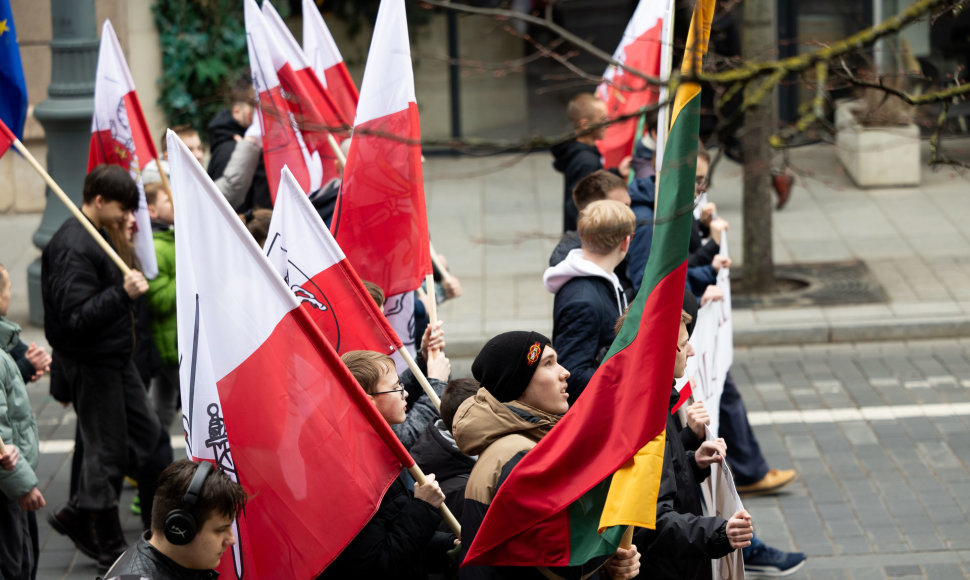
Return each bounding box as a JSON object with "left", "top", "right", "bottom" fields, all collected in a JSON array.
[{"left": 740, "top": 0, "right": 776, "bottom": 293}]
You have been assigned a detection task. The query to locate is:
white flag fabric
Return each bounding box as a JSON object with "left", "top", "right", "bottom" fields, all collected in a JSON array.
[
  {"left": 302, "top": 0, "right": 358, "bottom": 125},
  {"left": 265, "top": 166, "right": 402, "bottom": 355},
  {"left": 684, "top": 234, "right": 734, "bottom": 435},
  {"left": 244, "top": 0, "right": 325, "bottom": 195},
  {"left": 169, "top": 130, "right": 410, "bottom": 578},
  {"left": 89, "top": 19, "right": 158, "bottom": 279}
]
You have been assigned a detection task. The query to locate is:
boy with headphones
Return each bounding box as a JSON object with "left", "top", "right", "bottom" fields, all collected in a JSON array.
[{"left": 102, "top": 459, "right": 247, "bottom": 578}]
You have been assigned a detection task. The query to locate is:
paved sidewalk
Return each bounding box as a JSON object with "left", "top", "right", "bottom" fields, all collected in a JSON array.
[{"left": 422, "top": 138, "right": 970, "bottom": 354}]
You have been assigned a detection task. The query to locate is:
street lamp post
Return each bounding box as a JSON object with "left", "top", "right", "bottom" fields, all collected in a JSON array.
[{"left": 27, "top": 0, "right": 97, "bottom": 325}]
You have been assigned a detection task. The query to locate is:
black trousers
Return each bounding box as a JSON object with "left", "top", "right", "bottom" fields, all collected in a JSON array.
[
  {"left": 61, "top": 356, "right": 169, "bottom": 513},
  {"left": 0, "top": 490, "right": 37, "bottom": 579}
]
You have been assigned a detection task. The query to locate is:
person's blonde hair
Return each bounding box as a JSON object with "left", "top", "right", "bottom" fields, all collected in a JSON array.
[
  {"left": 341, "top": 350, "right": 396, "bottom": 393},
  {"left": 144, "top": 181, "right": 165, "bottom": 206},
  {"left": 362, "top": 280, "right": 385, "bottom": 309},
  {"left": 578, "top": 200, "right": 636, "bottom": 254},
  {"left": 567, "top": 93, "right": 604, "bottom": 129}
]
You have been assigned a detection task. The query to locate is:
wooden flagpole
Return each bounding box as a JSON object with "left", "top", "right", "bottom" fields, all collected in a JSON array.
[
  {"left": 399, "top": 347, "right": 441, "bottom": 411},
  {"left": 425, "top": 242, "right": 458, "bottom": 362},
  {"left": 11, "top": 138, "right": 131, "bottom": 275},
  {"left": 407, "top": 463, "right": 461, "bottom": 539},
  {"left": 156, "top": 156, "right": 175, "bottom": 205},
  {"left": 619, "top": 525, "right": 634, "bottom": 548},
  {"left": 328, "top": 133, "right": 345, "bottom": 166},
  {"left": 428, "top": 241, "right": 455, "bottom": 285},
  {"left": 424, "top": 272, "right": 439, "bottom": 360}
]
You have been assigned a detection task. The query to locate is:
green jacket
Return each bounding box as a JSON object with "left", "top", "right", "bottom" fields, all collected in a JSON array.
[
  {"left": 147, "top": 228, "right": 178, "bottom": 365},
  {"left": 0, "top": 316, "right": 40, "bottom": 499}
]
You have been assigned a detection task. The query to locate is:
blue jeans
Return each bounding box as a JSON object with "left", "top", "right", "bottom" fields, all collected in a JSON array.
[{"left": 719, "top": 371, "right": 770, "bottom": 485}]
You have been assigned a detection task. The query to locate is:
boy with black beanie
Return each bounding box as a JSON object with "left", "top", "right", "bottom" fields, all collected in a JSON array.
[{"left": 453, "top": 331, "right": 640, "bottom": 580}]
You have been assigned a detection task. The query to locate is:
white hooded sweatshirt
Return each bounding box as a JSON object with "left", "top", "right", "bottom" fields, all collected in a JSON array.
[{"left": 542, "top": 248, "right": 628, "bottom": 315}]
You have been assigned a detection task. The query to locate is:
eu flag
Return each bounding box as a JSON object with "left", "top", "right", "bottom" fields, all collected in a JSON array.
[{"left": 0, "top": 0, "right": 27, "bottom": 140}]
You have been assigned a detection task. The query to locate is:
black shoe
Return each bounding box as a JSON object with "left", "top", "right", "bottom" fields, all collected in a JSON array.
[{"left": 47, "top": 504, "right": 100, "bottom": 559}]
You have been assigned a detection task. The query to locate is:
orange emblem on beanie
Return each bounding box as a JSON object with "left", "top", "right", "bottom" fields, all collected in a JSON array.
[{"left": 526, "top": 342, "right": 541, "bottom": 366}]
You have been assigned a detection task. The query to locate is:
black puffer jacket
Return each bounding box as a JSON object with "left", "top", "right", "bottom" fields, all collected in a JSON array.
[
  {"left": 688, "top": 217, "right": 719, "bottom": 268},
  {"left": 410, "top": 420, "right": 476, "bottom": 525},
  {"left": 551, "top": 140, "right": 602, "bottom": 232},
  {"left": 634, "top": 387, "right": 733, "bottom": 579},
  {"left": 103, "top": 532, "right": 218, "bottom": 579},
  {"left": 41, "top": 217, "right": 135, "bottom": 361},
  {"left": 319, "top": 472, "right": 450, "bottom": 580},
  {"left": 207, "top": 109, "right": 271, "bottom": 212}
]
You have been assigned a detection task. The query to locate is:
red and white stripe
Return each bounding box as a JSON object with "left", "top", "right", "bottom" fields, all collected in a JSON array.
[
  {"left": 595, "top": 0, "right": 672, "bottom": 169},
  {"left": 266, "top": 166, "right": 402, "bottom": 355},
  {"left": 244, "top": 0, "right": 324, "bottom": 197},
  {"left": 302, "top": 0, "right": 359, "bottom": 126},
  {"left": 331, "top": 0, "right": 431, "bottom": 300},
  {"left": 89, "top": 20, "right": 158, "bottom": 278}
]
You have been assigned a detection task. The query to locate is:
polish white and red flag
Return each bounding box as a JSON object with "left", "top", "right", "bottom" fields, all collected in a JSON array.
[
  {"left": 168, "top": 131, "right": 413, "bottom": 578},
  {"left": 0, "top": 117, "right": 15, "bottom": 159},
  {"left": 595, "top": 0, "right": 672, "bottom": 169},
  {"left": 330, "top": 0, "right": 431, "bottom": 300},
  {"left": 265, "top": 165, "right": 402, "bottom": 355},
  {"left": 302, "top": 0, "right": 359, "bottom": 126},
  {"left": 261, "top": 0, "right": 348, "bottom": 177},
  {"left": 89, "top": 19, "right": 158, "bottom": 279},
  {"left": 245, "top": 0, "right": 330, "bottom": 198}
]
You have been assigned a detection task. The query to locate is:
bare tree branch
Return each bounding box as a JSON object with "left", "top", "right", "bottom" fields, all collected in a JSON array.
[{"left": 418, "top": 0, "right": 663, "bottom": 85}]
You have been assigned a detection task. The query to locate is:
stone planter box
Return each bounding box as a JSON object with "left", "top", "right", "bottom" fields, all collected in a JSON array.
[{"left": 835, "top": 100, "right": 920, "bottom": 188}]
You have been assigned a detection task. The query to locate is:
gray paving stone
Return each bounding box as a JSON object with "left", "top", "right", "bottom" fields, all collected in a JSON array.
[
  {"left": 850, "top": 567, "right": 889, "bottom": 580},
  {"left": 906, "top": 533, "right": 946, "bottom": 552},
  {"left": 883, "top": 564, "right": 923, "bottom": 577},
  {"left": 833, "top": 535, "right": 874, "bottom": 555},
  {"left": 920, "top": 564, "right": 966, "bottom": 579}
]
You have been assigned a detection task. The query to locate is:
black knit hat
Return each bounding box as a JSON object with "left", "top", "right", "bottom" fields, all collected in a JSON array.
[
  {"left": 472, "top": 331, "right": 552, "bottom": 402},
  {"left": 683, "top": 288, "right": 698, "bottom": 338}
]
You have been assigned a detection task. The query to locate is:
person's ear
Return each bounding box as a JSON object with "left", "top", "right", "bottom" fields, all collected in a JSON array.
[{"left": 93, "top": 194, "right": 104, "bottom": 210}]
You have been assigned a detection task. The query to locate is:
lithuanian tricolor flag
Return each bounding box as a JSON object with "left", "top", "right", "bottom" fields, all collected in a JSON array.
[{"left": 462, "top": 0, "right": 716, "bottom": 570}]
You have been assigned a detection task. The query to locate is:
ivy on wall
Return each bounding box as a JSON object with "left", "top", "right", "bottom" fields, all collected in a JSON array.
[
  {"left": 152, "top": 0, "right": 253, "bottom": 140},
  {"left": 152, "top": 0, "right": 427, "bottom": 139}
]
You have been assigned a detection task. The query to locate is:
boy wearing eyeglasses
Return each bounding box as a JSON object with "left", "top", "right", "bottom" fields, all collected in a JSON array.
[{"left": 317, "top": 350, "right": 455, "bottom": 580}]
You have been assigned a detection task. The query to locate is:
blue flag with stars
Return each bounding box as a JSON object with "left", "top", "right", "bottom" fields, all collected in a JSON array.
[{"left": 0, "top": 0, "right": 27, "bottom": 140}]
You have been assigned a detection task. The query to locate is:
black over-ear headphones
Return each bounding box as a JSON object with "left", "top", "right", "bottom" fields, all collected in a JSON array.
[{"left": 164, "top": 461, "right": 214, "bottom": 546}]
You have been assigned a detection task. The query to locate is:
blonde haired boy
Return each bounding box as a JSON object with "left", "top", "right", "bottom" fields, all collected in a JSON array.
[{"left": 542, "top": 200, "right": 636, "bottom": 403}]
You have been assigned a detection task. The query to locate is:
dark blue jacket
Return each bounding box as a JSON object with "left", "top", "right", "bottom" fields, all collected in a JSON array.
[
  {"left": 544, "top": 251, "right": 627, "bottom": 405},
  {"left": 551, "top": 140, "right": 603, "bottom": 232},
  {"left": 626, "top": 176, "right": 657, "bottom": 293}
]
